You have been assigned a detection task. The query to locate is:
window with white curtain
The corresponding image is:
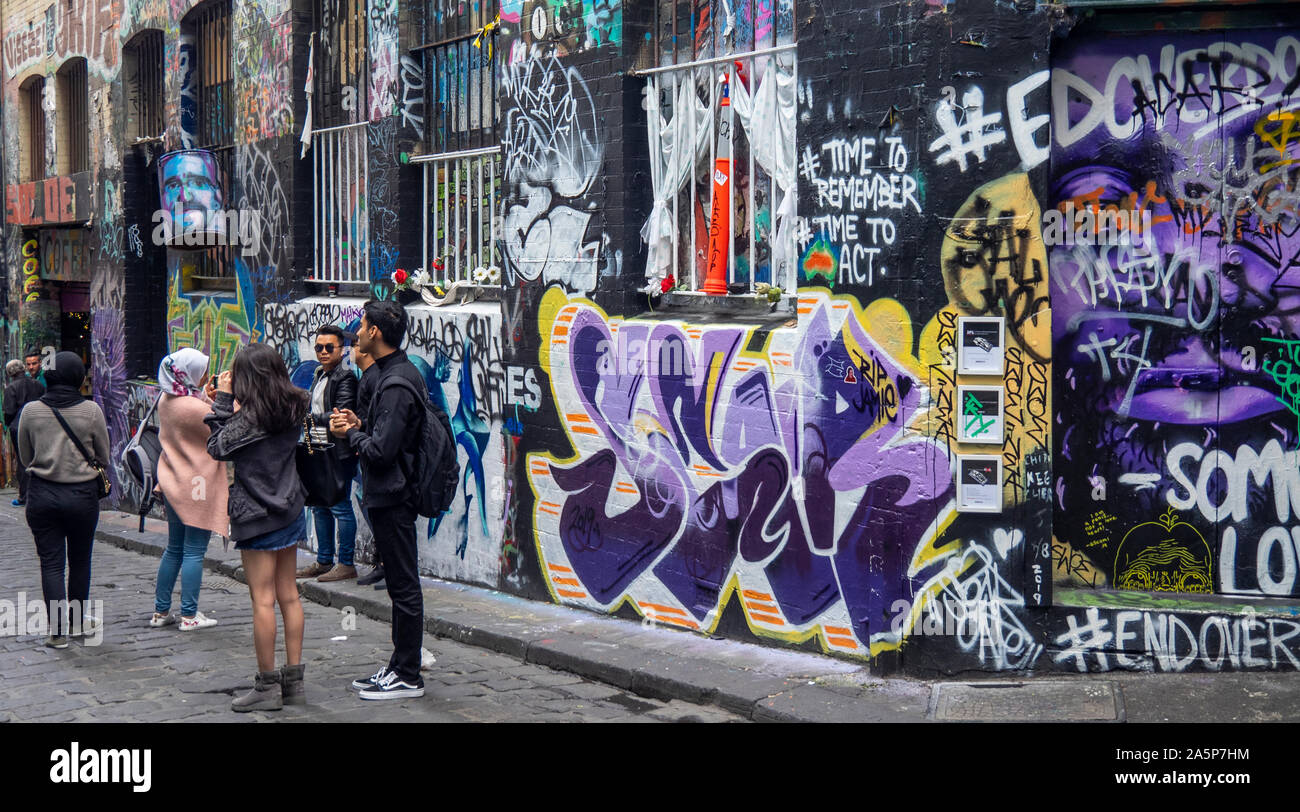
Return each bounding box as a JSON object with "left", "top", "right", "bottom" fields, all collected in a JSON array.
[{"left": 640, "top": 0, "right": 797, "bottom": 297}]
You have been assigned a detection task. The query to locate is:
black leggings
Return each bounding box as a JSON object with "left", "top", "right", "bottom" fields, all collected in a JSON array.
[{"left": 26, "top": 476, "right": 100, "bottom": 636}]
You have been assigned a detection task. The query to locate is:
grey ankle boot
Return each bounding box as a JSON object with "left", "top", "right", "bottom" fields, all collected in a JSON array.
[
  {"left": 281, "top": 664, "right": 306, "bottom": 705},
  {"left": 232, "top": 670, "right": 283, "bottom": 712}
]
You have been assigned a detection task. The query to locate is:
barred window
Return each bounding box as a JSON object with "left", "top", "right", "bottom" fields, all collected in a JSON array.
[
  {"left": 124, "top": 30, "right": 165, "bottom": 142},
  {"left": 56, "top": 59, "right": 89, "bottom": 175},
  {"left": 184, "top": 0, "right": 235, "bottom": 289},
  {"left": 641, "top": 0, "right": 797, "bottom": 297},
  {"left": 413, "top": 0, "right": 501, "bottom": 286},
  {"left": 309, "top": 0, "right": 369, "bottom": 284},
  {"left": 193, "top": 0, "right": 233, "bottom": 149},
  {"left": 21, "top": 75, "right": 46, "bottom": 183},
  {"left": 315, "top": 0, "right": 367, "bottom": 127}
]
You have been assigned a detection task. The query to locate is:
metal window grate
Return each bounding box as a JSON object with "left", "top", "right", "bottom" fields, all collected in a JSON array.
[
  {"left": 424, "top": 0, "right": 493, "bottom": 44},
  {"left": 413, "top": 0, "right": 501, "bottom": 283},
  {"left": 417, "top": 0, "right": 498, "bottom": 154},
  {"left": 59, "top": 59, "right": 89, "bottom": 174},
  {"left": 125, "top": 30, "right": 165, "bottom": 141},
  {"left": 643, "top": 0, "right": 798, "bottom": 295},
  {"left": 418, "top": 148, "right": 501, "bottom": 283},
  {"left": 24, "top": 77, "right": 46, "bottom": 182},
  {"left": 316, "top": 0, "right": 367, "bottom": 127},
  {"left": 183, "top": 0, "right": 235, "bottom": 285},
  {"left": 194, "top": 0, "right": 233, "bottom": 150},
  {"left": 311, "top": 122, "right": 369, "bottom": 283}
]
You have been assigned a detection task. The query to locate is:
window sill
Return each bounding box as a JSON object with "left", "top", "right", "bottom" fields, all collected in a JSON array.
[{"left": 655, "top": 290, "right": 796, "bottom": 317}]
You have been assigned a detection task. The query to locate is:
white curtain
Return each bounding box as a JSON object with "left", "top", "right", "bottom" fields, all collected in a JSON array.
[
  {"left": 299, "top": 33, "right": 315, "bottom": 159},
  {"left": 730, "top": 54, "right": 797, "bottom": 288},
  {"left": 640, "top": 67, "right": 714, "bottom": 293}
]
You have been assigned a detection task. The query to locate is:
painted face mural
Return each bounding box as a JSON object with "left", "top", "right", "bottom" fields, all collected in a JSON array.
[
  {"left": 157, "top": 149, "right": 225, "bottom": 244},
  {"left": 1051, "top": 31, "right": 1300, "bottom": 597}
]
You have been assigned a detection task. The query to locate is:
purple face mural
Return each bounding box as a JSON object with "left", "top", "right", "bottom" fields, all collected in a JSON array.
[{"left": 1052, "top": 31, "right": 1300, "bottom": 597}]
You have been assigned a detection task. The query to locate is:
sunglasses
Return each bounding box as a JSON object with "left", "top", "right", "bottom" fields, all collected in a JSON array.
[{"left": 314, "top": 343, "right": 338, "bottom": 353}]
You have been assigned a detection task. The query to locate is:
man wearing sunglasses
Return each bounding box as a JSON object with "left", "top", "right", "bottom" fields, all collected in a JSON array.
[{"left": 297, "top": 325, "right": 360, "bottom": 581}]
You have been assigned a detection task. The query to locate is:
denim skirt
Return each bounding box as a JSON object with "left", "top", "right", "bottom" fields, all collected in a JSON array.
[{"left": 234, "top": 512, "right": 307, "bottom": 552}]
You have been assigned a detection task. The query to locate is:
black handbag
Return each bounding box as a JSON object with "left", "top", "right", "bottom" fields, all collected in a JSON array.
[
  {"left": 296, "top": 411, "right": 349, "bottom": 507},
  {"left": 48, "top": 405, "right": 111, "bottom": 500}
]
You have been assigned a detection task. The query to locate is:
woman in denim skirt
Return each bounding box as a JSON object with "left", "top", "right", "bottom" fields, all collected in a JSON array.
[{"left": 205, "top": 343, "right": 309, "bottom": 712}]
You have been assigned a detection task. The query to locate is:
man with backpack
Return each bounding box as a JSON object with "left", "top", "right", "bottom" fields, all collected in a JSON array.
[{"left": 329, "top": 299, "right": 455, "bottom": 700}]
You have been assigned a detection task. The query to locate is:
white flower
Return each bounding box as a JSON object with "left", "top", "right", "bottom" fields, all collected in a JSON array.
[
  {"left": 473, "top": 267, "right": 490, "bottom": 283},
  {"left": 487, "top": 265, "right": 501, "bottom": 283}
]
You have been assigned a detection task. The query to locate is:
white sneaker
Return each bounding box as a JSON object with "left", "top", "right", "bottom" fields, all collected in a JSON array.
[
  {"left": 149, "top": 612, "right": 178, "bottom": 628},
  {"left": 358, "top": 670, "right": 425, "bottom": 701},
  {"left": 178, "top": 612, "right": 218, "bottom": 631}
]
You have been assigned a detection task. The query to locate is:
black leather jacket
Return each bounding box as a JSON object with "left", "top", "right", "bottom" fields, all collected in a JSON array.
[{"left": 311, "top": 362, "right": 358, "bottom": 463}]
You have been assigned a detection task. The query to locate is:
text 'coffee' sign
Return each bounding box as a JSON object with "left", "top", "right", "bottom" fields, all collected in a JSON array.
[{"left": 4, "top": 173, "right": 92, "bottom": 226}]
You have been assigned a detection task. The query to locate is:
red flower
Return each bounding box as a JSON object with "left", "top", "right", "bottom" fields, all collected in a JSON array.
[
  {"left": 432, "top": 258, "right": 445, "bottom": 272},
  {"left": 393, "top": 269, "right": 408, "bottom": 285},
  {"left": 660, "top": 275, "right": 675, "bottom": 294}
]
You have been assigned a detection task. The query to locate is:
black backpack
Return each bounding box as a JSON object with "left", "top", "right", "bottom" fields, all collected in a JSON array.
[{"left": 374, "top": 375, "right": 459, "bottom": 518}]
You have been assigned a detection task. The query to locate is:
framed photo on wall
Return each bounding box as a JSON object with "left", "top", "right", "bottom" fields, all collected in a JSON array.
[
  {"left": 956, "top": 316, "right": 1005, "bottom": 376},
  {"left": 956, "top": 455, "right": 1003, "bottom": 513},
  {"left": 956, "top": 385, "right": 1004, "bottom": 445}
]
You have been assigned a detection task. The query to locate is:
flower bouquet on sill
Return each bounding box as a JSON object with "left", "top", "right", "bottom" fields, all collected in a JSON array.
[{"left": 391, "top": 268, "right": 422, "bottom": 305}]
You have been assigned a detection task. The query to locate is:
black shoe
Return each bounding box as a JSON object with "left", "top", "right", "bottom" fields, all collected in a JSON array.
[
  {"left": 357, "top": 567, "right": 385, "bottom": 586},
  {"left": 350, "top": 665, "right": 390, "bottom": 690},
  {"left": 359, "top": 672, "right": 424, "bottom": 700},
  {"left": 372, "top": 579, "right": 387, "bottom": 591}
]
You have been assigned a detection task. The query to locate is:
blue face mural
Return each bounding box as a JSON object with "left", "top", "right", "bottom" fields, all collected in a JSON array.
[{"left": 157, "top": 149, "right": 225, "bottom": 245}]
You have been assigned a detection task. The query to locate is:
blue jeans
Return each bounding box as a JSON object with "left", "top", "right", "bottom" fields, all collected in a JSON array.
[
  {"left": 310, "top": 493, "right": 356, "bottom": 567},
  {"left": 155, "top": 505, "right": 213, "bottom": 617}
]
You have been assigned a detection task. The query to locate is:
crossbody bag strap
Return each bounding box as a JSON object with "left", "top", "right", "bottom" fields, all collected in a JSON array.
[
  {"left": 142, "top": 391, "right": 162, "bottom": 426},
  {"left": 47, "top": 404, "right": 101, "bottom": 469}
]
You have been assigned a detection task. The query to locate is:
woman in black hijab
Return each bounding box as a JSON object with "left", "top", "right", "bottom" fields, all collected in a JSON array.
[{"left": 17, "top": 351, "right": 110, "bottom": 648}]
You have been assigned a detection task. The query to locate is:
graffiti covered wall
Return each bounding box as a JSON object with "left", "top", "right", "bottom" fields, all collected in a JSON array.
[
  {"left": 491, "top": 0, "right": 1056, "bottom": 669},
  {"left": 263, "top": 298, "right": 507, "bottom": 585},
  {"left": 1051, "top": 27, "right": 1300, "bottom": 604}
]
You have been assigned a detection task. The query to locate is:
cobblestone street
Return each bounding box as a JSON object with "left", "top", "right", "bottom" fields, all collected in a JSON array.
[{"left": 0, "top": 508, "right": 743, "bottom": 723}]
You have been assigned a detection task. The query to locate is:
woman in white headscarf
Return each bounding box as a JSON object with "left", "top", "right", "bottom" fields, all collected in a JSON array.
[{"left": 150, "top": 348, "right": 229, "bottom": 631}]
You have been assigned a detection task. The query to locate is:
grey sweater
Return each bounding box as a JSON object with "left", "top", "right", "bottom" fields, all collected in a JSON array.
[{"left": 17, "top": 399, "right": 110, "bottom": 483}]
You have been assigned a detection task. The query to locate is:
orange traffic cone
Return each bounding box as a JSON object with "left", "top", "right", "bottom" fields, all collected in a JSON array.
[
  {"left": 702, "top": 72, "right": 732, "bottom": 296},
  {"left": 702, "top": 158, "right": 731, "bottom": 294}
]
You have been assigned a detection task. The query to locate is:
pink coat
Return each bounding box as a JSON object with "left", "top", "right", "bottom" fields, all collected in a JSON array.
[{"left": 156, "top": 393, "right": 229, "bottom": 537}]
